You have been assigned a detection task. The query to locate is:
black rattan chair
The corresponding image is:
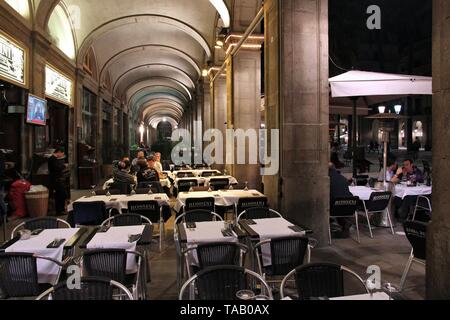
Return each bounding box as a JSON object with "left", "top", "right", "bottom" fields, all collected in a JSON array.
[
  {"left": 208, "top": 178, "right": 230, "bottom": 191},
  {"left": 412, "top": 195, "right": 432, "bottom": 222},
  {"left": 280, "top": 263, "right": 368, "bottom": 300},
  {"left": 109, "top": 182, "right": 131, "bottom": 195},
  {"left": 0, "top": 253, "right": 64, "bottom": 299},
  {"left": 71, "top": 249, "right": 145, "bottom": 300},
  {"left": 360, "top": 191, "right": 394, "bottom": 238},
  {"left": 177, "top": 179, "right": 199, "bottom": 193},
  {"left": 183, "top": 242, "right": 248, "bottom": 278},
  {"left": 72, "top": 201, "right": 110, "bottom": 227},
  {"left": 137, "top": 181, "right": 163, "bottom": 193},
  {"left": 237, "top": 207, "right": 282, "bottom": 224},
  {"left": 174, "top": 209, "right": 223, "bottom": 225},
  {"left": 11, "top": 217, "right": 71, "bottom": 239},
  {"left": 254, "top": 236, "right": 311, "bottom": 281},
  {"left": 184, "top": 197, "right": 215, "bottom": 214},
  {"left": 236, "top": 197, "right": 268, "bottom": 218},
  {"left": 36, "top": 276, "right": 133, "bottom": 300},
  {"left": 101, "top": 213, "right": 152, "bottom": 227},
  {"left": 128, "top": 201, "right": 164, "bottom": 251},
  {"left": 179, "top": 265, "right": 272, "bottom": 300},
  {"left": 329, "top": 197, "right": 360, "bottom": 244},
  {"left": 399, "top": 220, "right": 427, "bottom": 291}
]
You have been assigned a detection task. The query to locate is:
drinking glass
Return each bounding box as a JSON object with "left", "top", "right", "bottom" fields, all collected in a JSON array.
[
  {"left": 244, "top": 181, "right": 249, "bottom": 191},
  {"left": 365, "top": 278, "right": 377, "bottom": 298},
  {"left": 382, "top": 283, "right": 399, "bottom": 300},
  {"left": 236, "top": 290, "right": 255, "bottom": 300},
  {"left": 91, "top": 185, "right": 97, "bottom": 196},
  {"left": 147, "top": 184, "right": 153, "bottom": 195}
]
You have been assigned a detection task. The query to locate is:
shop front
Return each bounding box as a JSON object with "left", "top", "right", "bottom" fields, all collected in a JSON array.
[{"left": 0, "top": 30, "right": 28, "bottom": 181}]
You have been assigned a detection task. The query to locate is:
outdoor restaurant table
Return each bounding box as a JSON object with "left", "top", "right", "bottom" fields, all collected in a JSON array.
[
  {"left": 67, "top": 193, "right": 170, "bottom": 212},
  {"left": 283, "top": 292, "right": 392, "bottom": 300},
  {"left": 81, "top": 225, "right": 147, "bottom": 274},
  {"left": 238, "top": 217, "right": 313, "bottom": 267},
  {"left": 330, "top": 292, "right": 391, "bottom": 300},
  {"left": 1, "top": 228, "right": 85, "bottom": 284},
  {"left": 177, "top": 221, "right": 246, "bottom": 244},
  {"left": 175, "top": 220, "right": 246, "bottom": 287},
  {"left": 393, "top": 184, "right": 432, "bottom": 199},
  {"left": 349, "top": 186, "right": 384, "bottom": 201},
  {"left": 103, "top": 178, "right": 172, "bottom": 189},
  {"left": 174, "top": 189, "right": 265, "bottom": 213},
  {"left": 173, "top": 175, "right": 239, "bottom": 189},
  {"left": 165, "top": 169, "right": 221, "bottom": 181}
]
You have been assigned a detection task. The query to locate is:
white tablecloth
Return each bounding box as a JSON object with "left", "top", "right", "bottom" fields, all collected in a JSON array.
[
  {"left": 174, "top": 175, "right": 238, "bottom": 188},
  {"left": 349, "top": 186, "right": 385, "bottom": 201},
  {"left": 166, "top": 170, "right": 223, "bottom": 180},
  {"left": 394, "top": 185, "right": 432, "bottom": 199},
  {"left": 103, "top": 178, "right": 171, "bottom": 189},
  {"left": 6, "top": 228, "right": 80, "bottom": 284},
  {"left": 330, "top": 292, "right": 391, "bottom": 300},
  {"left": 184, "top": 221, "right": 237, "bottom": 265},
  {"left": 87, "top": 226, "right": 145, "bottom": 274},
  {"left": 68, "top": 193, "right": 170, "bottom": 212},
  {"left": 174, "top": 189, "right": 265, "bottom": 213},
  {"left": 250, "top": 218, "right": 300, "bottom": 267}
]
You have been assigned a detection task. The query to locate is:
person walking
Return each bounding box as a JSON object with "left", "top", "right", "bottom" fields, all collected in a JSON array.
[{"left": 48, "top": 147, "right": 68, "bottom": 216}]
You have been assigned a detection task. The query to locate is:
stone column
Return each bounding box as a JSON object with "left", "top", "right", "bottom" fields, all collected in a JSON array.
[
  {"left": 427, "top": 0, "right": 450, "bottom": 299},
  {"left": 213, "top": 75, "right": 227, "bottom": 172},
  {"left": 229, "top": 46, "right": 262, "bottom": 189},
  {"left": 264, "top": 0, "right": 329, "bottom": 246}
]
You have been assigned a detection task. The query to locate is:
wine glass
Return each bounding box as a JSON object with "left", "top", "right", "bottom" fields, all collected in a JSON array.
[
  {"left": 365, "top": 278, "right": 377, "bottom": 299},
  {"left": 90, "top": 185, "right": 97, "bottom": 196},
  {"left": 236, "top": 290, "right": 255, "bottom": 301},
  {"left": 130, "top": 184, "right": 136, "bottom": 195},
  {"left": 244, "top": 181, "right": 249, "bottom": 191},
  {"left": 229, "top": 184, "right": 234, "bottom": 190},
  {"left": 106, "top": 187, "right": 111, "bottom": 197},
  {"left": 208, "top": 183, "right": 212, "bottom": 192},
  {"left": 382, "top": 282, "right": 399, "bottom": 300},
  {"left": 147, "top": 184, "right": 153, "bottom": 195}
]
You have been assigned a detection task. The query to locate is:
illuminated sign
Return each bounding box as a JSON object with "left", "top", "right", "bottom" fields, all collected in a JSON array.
[
  {"left": 0, "top": 32, "right": 25, "bottom": 86},
  {"left": 45, "top": 65, "right": 73, "bottom": 105}
]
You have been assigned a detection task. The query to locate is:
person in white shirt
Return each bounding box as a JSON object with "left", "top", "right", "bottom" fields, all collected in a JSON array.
[
  {"left": 154, "top": 152, "right": 163, "bottom": 174},
  {"left": 378, "top": 158, "right": 398, "bottom": 182}
]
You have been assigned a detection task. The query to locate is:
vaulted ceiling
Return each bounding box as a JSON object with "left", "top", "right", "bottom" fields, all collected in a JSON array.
[{"left": 31, "top": 0, "right": 234, "bottom": 128}]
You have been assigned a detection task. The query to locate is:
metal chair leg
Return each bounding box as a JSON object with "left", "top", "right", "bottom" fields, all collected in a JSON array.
[
  {"left": 159, "top": 222, "right": 163, "bottom": 252},
  {"left": 365, "top": 210, "right": 374, "bottom": 238},
  {"left": 328, "top": 224, "right": 332, "bottom": 246},
  {"left": 355, "top": 213, "right": 360, "bottom": 244},
  {"left": 387, "top": 208, "right": 395, "bottom": 235},
  {"left": 400, "top": 250, "right": 414, "bottom": 291},
  {"left": 2, "top": 215, "right": 6, "bottom": 243}
]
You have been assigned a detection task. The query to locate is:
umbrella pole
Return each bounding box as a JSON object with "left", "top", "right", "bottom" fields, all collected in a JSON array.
[
  {"left": 383, "top": 139, "right": 388, "bottom": 186},
  {"left": 351, "top": 97, "right": 358, "bottom": 178}
]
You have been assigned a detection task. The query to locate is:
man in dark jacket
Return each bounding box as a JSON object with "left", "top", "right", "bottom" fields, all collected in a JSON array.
[
  {"left": 329, "top": 163, "right": 353, "bottom": 238},
  {"left": 48, "top": 147, "right": 68, "bottom": 216},
  {"left": 0, "top": 151, "right": 6, "bottom": 227}
]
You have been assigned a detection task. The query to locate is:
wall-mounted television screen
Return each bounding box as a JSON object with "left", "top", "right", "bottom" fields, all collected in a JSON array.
[{"left": 26, "top": 94, "right": 47, "bottom": 126}]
